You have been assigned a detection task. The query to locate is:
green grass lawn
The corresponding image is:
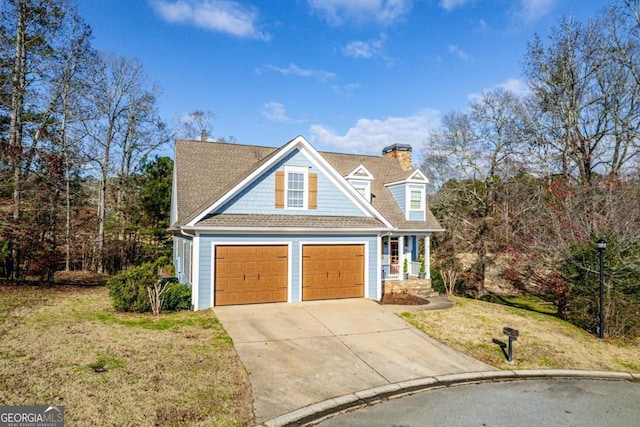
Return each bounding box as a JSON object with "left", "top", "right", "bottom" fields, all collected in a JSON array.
[
  {"left": 403, "top": 296, "right": 640, "bottom": 372},
  {"left": 482, "top": 294, "right": 558, "bottom": 315},
  {"left": 0, "top": 284, "right": 253, "bottom": 426}
]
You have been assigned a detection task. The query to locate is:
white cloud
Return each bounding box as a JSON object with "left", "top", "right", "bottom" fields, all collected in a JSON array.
[
  {"left": 496, "top": 78, "right": 529, "bottom": 96},
  {"left": 448, "top": 45, "right": 470, "bottom": 61},
  {"left": 474, "top": 18, "right": 489, "bottom": 33},
  {"left": 342, "top": 34, "right": 388, "bottom": 60},
  {"left": 332, "top": 83, "right": 361, "bottom": 94},
  {"left": 439, "top": 0, "right": 471, "bottom": 11},
  {"left": 308, "top": 0, "right": 412, "bottom": 25},
  {"left": 343, "top": 40, "right": 379, "bottom": 59},
  {"left": 519, "top": 0, "right": 556, "bottom": 22},
  {"left": 309, "top": 109, "right": 441, "bottom": 155},
  {"left": 467, "top": 78, "right": 530, "bottom": 102},
  {"left": 150, "top": 0, "right": 270, "bottom": 40},
  {"left": 256, "top": 63, "right": 336, "bottom": 81},
  {"left": 262, "top": 102, "right": 305, "bottom": 124}
]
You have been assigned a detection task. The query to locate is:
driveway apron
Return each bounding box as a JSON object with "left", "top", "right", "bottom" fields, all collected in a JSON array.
[{"left": 214, "top": 299, "right": 493, "bottom": 422}]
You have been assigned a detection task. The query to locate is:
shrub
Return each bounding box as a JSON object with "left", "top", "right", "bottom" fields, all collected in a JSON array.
[
  {"left": 163, "top": 283, "right": 192, "bottom": 311},
  {"left": 559, "top": 237, "right": 640, "bottom": 339},
  {"left": 430, "top": 268, "right": 444, "bottom": 293},
  {"left": 107, "top": 261, "right": 192, "bottom": 313},
  {"left": 107, "top": 263, "right": 156, "bottom": 313}
]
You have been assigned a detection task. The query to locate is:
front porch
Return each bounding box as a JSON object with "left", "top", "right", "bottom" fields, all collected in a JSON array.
[
  {"left": 382, "top": 277, "right": 439, "bottom": 300},
  {"left": 380, "top": 234, "right": 431, "bottom": 281}
]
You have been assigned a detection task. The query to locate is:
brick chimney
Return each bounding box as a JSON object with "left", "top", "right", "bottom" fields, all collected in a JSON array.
[{"left": 382, "top": 143, "right": 412, "bottom": 171}]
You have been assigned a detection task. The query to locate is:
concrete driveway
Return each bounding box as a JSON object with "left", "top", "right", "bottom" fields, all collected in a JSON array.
[{"left": 214, "top": 298, "right": 493, "bottom": 422}]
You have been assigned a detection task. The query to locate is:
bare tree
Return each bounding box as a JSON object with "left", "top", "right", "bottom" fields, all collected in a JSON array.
[
  {"left": 424, "top": 88, "right": 528, "bottom": 296},
  {"left": 39, "top": 8, "right": 94, "bottom": 272},
  {"left": 524, "top": 13, "right": 640, "bottom": 184},
  {"left": 81, "top": 53, "right": 167, "bottom": 273},
  {"left": 176, "top": 109, "right": 215, "bottom": 141},
  {"left": 441, "top": 269, "right": 459, "bottom": 297},
  {"left": 1, "top": 0, "right": 89, "bottom": 278}
]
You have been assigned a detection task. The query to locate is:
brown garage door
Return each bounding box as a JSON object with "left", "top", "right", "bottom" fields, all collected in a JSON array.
[
  {"left": 302, "top": 244, "right": 365, "bottom": 301},
  {"left": 215, "top": 245, "right": 288, "bottom": 306}
]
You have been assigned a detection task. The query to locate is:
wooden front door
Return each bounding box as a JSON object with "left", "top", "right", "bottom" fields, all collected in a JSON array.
[
  {"left": 215, "top": 245, "right": 288, "bottom": 306},
  {"left": 389, "top": 238, "right": 400, "bottom": 274},
  {"left": 302, "top": 244, "right": 365, "bottom": 301}
]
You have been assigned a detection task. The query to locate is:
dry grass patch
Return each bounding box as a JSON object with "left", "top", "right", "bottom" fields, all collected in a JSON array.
[
  {"left": 402, "top": 296, "right": 640, "bottom": 372},
  {"left": 0, "top": 284, "right": 253, "bottom": 426}
]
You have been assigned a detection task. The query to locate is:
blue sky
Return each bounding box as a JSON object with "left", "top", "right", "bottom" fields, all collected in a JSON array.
[{"left": 77, "top": 0, "right": 610, "bottom": 157}]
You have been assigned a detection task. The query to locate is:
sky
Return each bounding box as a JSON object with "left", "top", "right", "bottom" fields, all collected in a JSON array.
[{"left": 76, "top": 0, "right": 611, "bottom": 158}]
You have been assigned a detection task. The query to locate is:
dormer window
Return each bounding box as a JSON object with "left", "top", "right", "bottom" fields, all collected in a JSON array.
[
  {"left": 354, "top": 184, "right": 367, "bottom": 198},
  {"left": 346, "top": 164, "right": 374, "bottom": 203},
  {"left": 408, "top": 187, "right": 425, "bottom": 212},
  {"left": 410, "top": 190, "right": 422, "bottom": 209}
]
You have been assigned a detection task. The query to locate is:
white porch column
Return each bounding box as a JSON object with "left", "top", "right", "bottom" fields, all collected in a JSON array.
[{"left": 424, "top": 234, "right": 431, "bottom": 280}]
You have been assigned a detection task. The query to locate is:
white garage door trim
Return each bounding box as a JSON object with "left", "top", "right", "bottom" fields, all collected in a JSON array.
[
  {"left": 298, "top": 240, "right": 370, "bottom": 301},
  {"left": 211, "top": 241, "right": 293, "bottom": 307}
]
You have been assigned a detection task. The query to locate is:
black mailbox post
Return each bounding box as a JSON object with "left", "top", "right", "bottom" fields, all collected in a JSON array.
[{"left": 503, "top": 327, "right": 519, "bottom": 364}]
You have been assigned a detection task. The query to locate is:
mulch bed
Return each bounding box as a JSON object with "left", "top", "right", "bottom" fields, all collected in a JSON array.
[{"left": 381, "top": 292, "right": 430, "bottom": 305}]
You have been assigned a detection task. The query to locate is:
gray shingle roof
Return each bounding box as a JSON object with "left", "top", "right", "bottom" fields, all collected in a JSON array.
[
  {"left": 197, "top": 214, "right": 386, "bottom": 228},
  {"left": 173, "top": 139, "right": 442, "bottom": 232}
]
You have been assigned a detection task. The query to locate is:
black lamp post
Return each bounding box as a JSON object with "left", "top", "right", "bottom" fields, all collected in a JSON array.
[{"left": 596, "top": 239, "right": 606, "bottom": 339}]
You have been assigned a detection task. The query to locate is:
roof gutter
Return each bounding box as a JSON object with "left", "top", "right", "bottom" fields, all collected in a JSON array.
[{"left": 178, "top": 225, "right": 393, "bottom": 234}]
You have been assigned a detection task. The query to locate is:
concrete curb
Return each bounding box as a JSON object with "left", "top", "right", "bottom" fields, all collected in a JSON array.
[{"left": 260, "top": 370, "right": 640, "bottom": 427}]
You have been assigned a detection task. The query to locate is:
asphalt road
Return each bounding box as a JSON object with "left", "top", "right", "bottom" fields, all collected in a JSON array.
[{"left": 317, "top": 379, "right": 640, "bottom": 427}]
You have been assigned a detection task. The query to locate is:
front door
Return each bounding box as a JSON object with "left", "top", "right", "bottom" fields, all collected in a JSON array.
[{"left": 389, "top": 238, "right": 399, "bottom": 274}]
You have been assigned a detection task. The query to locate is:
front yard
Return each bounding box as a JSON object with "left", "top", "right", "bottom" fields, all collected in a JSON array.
[
  {"left": 402, "top": 296, "right": 640, "bottom": 372},
  {"left": 0, "top": 284, "right": 253, "bottom": 426}
]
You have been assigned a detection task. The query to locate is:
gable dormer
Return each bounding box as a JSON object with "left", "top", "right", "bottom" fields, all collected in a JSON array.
[
  {"left": 385, "top": 169, "right": 429, "bottom": 221},
  {"left": 346, "top": 164, "right": 374, "bottom": 202}
]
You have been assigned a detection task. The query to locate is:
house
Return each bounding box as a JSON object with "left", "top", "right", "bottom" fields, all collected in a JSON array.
[{"left": 170, "top": 135, "right": 443, "bottom": 309}]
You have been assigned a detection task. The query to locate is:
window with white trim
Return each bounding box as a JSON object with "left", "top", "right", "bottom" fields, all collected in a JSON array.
[
  {"left": 410, "top": 190, "right": 422, "bottom": 209},
  {"left": 285, "top": 166, "right": 308, "bottom": 209},
  {"left": 287, "top": 172, "right": 304, "bottom": 207},
  {"left": 348, "top": 179, "right": 371, "bottom": 202}
]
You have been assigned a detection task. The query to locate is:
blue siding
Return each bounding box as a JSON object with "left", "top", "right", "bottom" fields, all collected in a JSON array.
[
  {"left": 408, "top": 184, "right": 426, "bottom": 221},
  {"left": 173, "top": 236, "right": 192, "bottom": 285},
  {"left": 408, "top": 210, "right": 424, "bottom": 221},
  {"left": 217, "top": 149, "right": 366, "bottom": 217},
  {"left": 197, "top": 237, "right": 212, "bottom": 310},
  {"left": 196, "top": 233, "right": 380, "bottom": 309},
  {"left": 388, "top": 185, "right": 406, "bottom": 216}
]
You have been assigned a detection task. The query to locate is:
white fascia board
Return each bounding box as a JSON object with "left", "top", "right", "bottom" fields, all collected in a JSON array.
[
  {"left": 192, "top": 232, "right": 200, "bottom": 310},
  {"left": 186, "top": 135, "right": 394, "bottom": 229},
  {"left": 384, "top": 170, "right": 430, "bottom": 188},
  {"left": 186, "top": 136, "right": 307, "bottom": 227},
  {"left": 392, "top": 227, "right": 445, "bottom": 233},
  {"left": 297, "top": 141, "right": 394, "bottom": 229},
  {"left": 408, "top": 169, "right": 429, "bottom": 182},
  {"left": 181, "top": 225, "right": 391, "bottom": 234},
  {"left": 346, "top": 164, "right": 374, "bottom": 181}
]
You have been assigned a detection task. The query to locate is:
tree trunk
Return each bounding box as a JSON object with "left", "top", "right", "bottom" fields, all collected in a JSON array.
[{"left": 8, "top": 0, "right": 27, "bottom": 280}]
